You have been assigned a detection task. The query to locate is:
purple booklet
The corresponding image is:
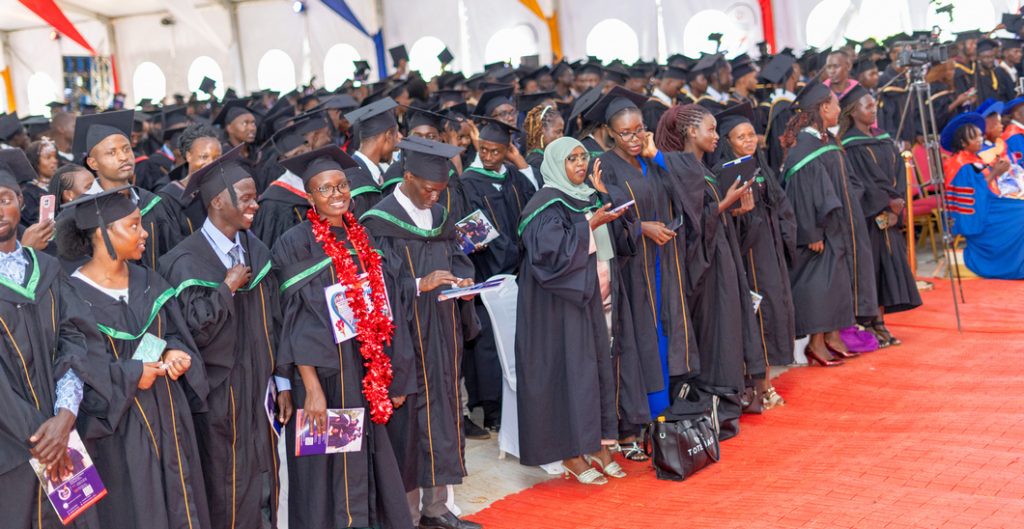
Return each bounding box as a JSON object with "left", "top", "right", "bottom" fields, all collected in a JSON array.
[
  {"left": 294, "top": 408, "right": 365, "bottom": 456},
  {"left": 29, "top": 430, "right": 107, "bottom": 524},
  {"left": 264, "top": 377, "right": 284, "bottom": 437}
]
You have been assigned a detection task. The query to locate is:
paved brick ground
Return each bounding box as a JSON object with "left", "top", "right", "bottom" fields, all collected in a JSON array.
[{"left": 466, "top": 279, "right": 1024, "bottom": 529}]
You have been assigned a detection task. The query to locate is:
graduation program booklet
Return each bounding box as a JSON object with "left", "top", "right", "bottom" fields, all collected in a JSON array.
[
  {"left": 294, "top": 408, "right": 365, "bottom": 456},
  {"left": 323, "top": 273, "right": 393, "bottom": 343},
  {"left": 455, "top": 209, "right": 499, "bottom": 254},
  {"left": 437, "top": 277, "right": 507, "bottom": 301},
  {"left": 29, "top": 430, "right": 107, "bottom": 524},
  {"left": 264, "top": 377, "right": 284, "bottom": 437}
]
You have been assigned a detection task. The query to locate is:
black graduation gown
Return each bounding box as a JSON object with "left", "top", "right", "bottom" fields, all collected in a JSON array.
[
  {"left": 641, "top": 98, "right": 670, "bottom": 132},
  {"left": 580, "top": 136, "right": 605, "bottom": 157},
  {"left": 271, "top": 221, "right": 412, "bottom": 529},
  {"left": 524, "top": 149, "right": 545, "bottom": 188},
  {"left": 346, "top": 156, "right": 398, "bottom": 219},
  {"left": 253, "top": 180, "right": 311, "bottom": 246},
  {"left": 253, "top": 148, "right": 285, "bottom": 195},
  {"left": 361, "top": 196, "right": 475, "bottom": 490},
  {"left": 840, "top": 130, "right": 923, "bottom": 314},
  {"left": 378, "top": 161, "right": 470, "bottom": 220},
  {"left": 664, "top": 153, "right": 763, "bottom": 398},
  {"left": 514, "top": 188, "right": 620, "bottom": 465},
  {"left": 159, "top": 229, "right": 285, "bottom": 529},
  {"left": 157, "top": 181, "right": 207, "bottom": 239},
  {"left": 136, "top": 187, "right": 184, "bottom": 270},
  {"left": 713, "top": 150, "right": 797, "bottom": 368},
  {"left": 926, "top": 81, "right": 957, "bottom": 134},
  {"left": 765, "top": 97, "right": 795, "bottom": 174},
  {"left": 0, "top": 249, "right": 108, "bottom": 529},
  {"left": 135, "top": 152, "right": 172, "bottom": 192},
  {"left": 71, "top": 265, "right": 212, "bottom": 529},
  {"left": 19, "top": 181, "right": 46, "bottom": 228},
  {"left": 876, "top": 67, "right": 919, "bottom": 143},
  {"left": 459, "top": 163, "right": 535, "bottom": 406},
  {"left": 598, "top": 151, "right": 698, "bottom": 395},
  {"left": 954, "top": 62, "right": 1016, "bottom": 104},
  {"left": 780, "top": 132, "right": 857, "bottom": 335}
]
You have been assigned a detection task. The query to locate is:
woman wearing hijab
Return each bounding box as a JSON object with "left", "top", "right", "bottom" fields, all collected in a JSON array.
[
  {"left": 710, "top": 103, "right": 796, "bottom": 409},
  {"left": 838, "top": 85, "right": 922, "bottom": 346},
  {"left": 592, "top": 87, "right": 699, "bottom": 453},
  {"left": 654, "top": 103, "right": 762, "bottom": 437},
  {"left": 56, "top": 187, "right": 211, "bottom": 529},
  {"left": 515, "top": 136, "right": 634, "bottom": 484},
  {"left": 941, "top": 113, "right": 1024, "bottom": 279}
]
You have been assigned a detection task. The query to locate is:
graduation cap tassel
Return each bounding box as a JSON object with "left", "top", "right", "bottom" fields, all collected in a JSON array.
[{"left": 95, "top": 202, "right": 118, "bottom": 261}]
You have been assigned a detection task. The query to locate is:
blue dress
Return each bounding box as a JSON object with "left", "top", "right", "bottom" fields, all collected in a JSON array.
[{"left": 947, "top": 162, "right": 1024, "bottom": 279}]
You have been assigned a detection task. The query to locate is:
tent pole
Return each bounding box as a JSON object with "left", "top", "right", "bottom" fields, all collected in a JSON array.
[
  {"left": 374, "top": 0, "right": 387, "bottom": 77},
  {"left": 1, "top": 32, "right": 15, "bottom": 113}
]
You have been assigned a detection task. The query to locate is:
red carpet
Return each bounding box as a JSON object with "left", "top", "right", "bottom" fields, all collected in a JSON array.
[{"left": 468, "top": 279, "right": 1024, "bottom": 529}]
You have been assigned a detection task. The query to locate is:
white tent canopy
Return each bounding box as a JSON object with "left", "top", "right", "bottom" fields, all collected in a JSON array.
[{"left": 0, "top": 0, "right": 1016, "bottom": 115}]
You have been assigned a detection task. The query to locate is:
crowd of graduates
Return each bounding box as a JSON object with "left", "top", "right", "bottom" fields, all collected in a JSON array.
[{"left": 5, "top": 12, "right": 1024, "bottom": 529}]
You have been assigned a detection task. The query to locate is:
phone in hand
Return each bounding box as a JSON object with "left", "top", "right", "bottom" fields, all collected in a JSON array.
[
  {"left": 666, "top": 215, "right": 685, "bottom": 232},
  {"left": 610, "top": 200, "right": 635, "bottom": 214},
  {"left": 39, "top": 195, "right": 56, "bottom": 223}
]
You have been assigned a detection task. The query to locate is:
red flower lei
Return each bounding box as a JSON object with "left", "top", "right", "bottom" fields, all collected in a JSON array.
[{"left": 308, "top": 209, "right": 395, "bottom": 424}]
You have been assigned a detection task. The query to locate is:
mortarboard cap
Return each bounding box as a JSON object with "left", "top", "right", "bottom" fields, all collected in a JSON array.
[
  {"left": 691, "top": 53, "right": 725, "bottom": 76},
  {"left": 183, "top": 144, "right": 252, "bottom": 205},
  {"left": 354, "top": 60, "right": 371, "bottom": 79},
  {"left": 279, "top": 145, "right": 357, "bottom": 186},
  {"left": 199, "top": 76, "right": 216, "bottom": 94},
  {"left": 405, "top": 106, "right": 443, "bottom": 131},
  {"left": 603, "top": 64, "right": 631, "bottom": 85},
  {"left": 0, "top": 148, "right": 36, "bottom": 187},
  {"left": 714, "top": 102, "right": 756, "bottom": 138},
  {"left": 658, "top": 65, "right": 689, "bottom": 81},
  {"left": 21, "top": 116, "right": 51, "bottom": 138},
  {"left": 839, "top": 83, "right": 871, "bottom": 109},
  {"left": 568, "top": 85, "right": 603, "bottom": 124},
  {"left": 432, "top": 89, "right": 466, "bottom": 107},
  {"left": 389, "top": 45, "right": 409, "bottom": 67},
  {"left": 399, "top": 136, "right": 463, "bottom": 182},
  {"left": 72, "top": 110, "right": 133, "bottom": 163},
  {"left": 520, "top": 55, "right": 540, "bottom": 69},
  {"left": 474, "top": 86, "right": 516, "bottom": 117},
  {"left": 954, "top": 30, "right": 984, "bottom": 42},
  {"left": 63, "top": 185, "right": 137, "bottom": 260},
  {"left": 516, "top": 91, "right": 557, "bottom": 113},
  {"left": 0, "top": 113, "right": 25, "bottom": 142},
  {"left": 1003, "top": 13, "right": 1024, "bottom": 35},
  {"left": 476, "top": 117, "right": 519, "bottom": 144},
  {"left": 851, "top": 57, "right": 878, "bottom": 77},
  {"left": 550, "top": 60, "right": 573, "bottom": 79},
  {"left": 161, "top": 105, "right": 190, "bottom": 142},
  {"left": 344, "top": 97, "right": 399, "bottom": 137},
  {"left": 793, "top": 81, "right": 833, "bottom": 111},
  {"left": 438, "top": 47, "right": 455, "bottom": 66},
  {"left": 583, "top": 85, "right": 648, "bottom": 125},
  {"left": 731, "top": 53, "right": 757, "bottom": 79},
  {"left": 976, "top": 38, "right": 999, "bottom": 54},
  {"left": 758, "top": 53, "right": 797, "bottom": 84},
  {"left": 575, "top": 61, "right": 604, "bottom": 76},
  {"left": 213, "top": 99, "right": 257, "bottom": 128},
  {"left": 319, "top": 94, "right": 359, "bottom": 112}
]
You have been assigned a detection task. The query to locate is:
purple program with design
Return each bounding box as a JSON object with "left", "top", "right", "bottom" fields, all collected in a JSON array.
[
  {"left": 30, "top": 431, "right": 107, "bottom": 524},
  {"left": 294, "top": 408, "right": 365, "bottom": 456}
]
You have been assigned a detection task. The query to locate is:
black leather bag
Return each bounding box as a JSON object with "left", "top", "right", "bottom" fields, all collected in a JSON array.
[{"left": 644, "top": 415, "right": 720, "bottom": 482}]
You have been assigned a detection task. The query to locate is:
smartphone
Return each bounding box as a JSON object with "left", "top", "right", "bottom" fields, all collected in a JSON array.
[
  {"left": 666, "top": 215, "right": 685, "bottom": 232},
  {"left": 610, "top": 200, "right": 635, "bottom": 214},
  {"left": 39, "top": 194, "right": 56, "bottom": 223}
]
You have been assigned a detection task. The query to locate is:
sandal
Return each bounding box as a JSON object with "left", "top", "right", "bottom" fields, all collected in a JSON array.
[
  {"left": 616, "top": 441, "right": 649, "bottom": 462},
  {"left": 562, "top": 463, "right": 608, "bottom": 485},
  {"left": 762, "top": 386, "right": 785, "bottom": 410},
  {"left": 584, "top": 454, "right": 627, "bottom": 478},
  {"left": 870, "top": 322, "right": 894, "bottom": 347}
]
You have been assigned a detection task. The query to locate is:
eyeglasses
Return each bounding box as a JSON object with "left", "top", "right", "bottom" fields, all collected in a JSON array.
[
  {"left": 493, "top": 109, "right": 517, "bottom": 120},
  {"left": 566, "top": 152, "right": 590, "bottom": 165},
  {"left": 314, "top": 184, "right": 348, "bottom": 196},
  {"left": 613, "top": 126, "right": 646, "bottom": 142}
]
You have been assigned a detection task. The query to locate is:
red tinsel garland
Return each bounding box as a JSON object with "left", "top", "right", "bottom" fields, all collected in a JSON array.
[{"left": 308, "top": 209, "right": 395, "bottom": 424}]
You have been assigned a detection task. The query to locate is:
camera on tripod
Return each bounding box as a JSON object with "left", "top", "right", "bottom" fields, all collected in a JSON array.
[{"left": 895, "top": 38, "right": 953, "bottom": 68}]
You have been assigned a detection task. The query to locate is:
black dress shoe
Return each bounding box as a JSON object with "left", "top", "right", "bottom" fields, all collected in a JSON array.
[
  {"left": 419, "top": 512, "right": 483, "bottom": 529},
  {"left": 463, "top": 416, "right": 490, "bottom": 440}
]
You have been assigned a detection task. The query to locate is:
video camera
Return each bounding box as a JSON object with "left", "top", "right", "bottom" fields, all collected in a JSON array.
[{"left": 895, "top": 37, "right": 953, "bottom": 68}]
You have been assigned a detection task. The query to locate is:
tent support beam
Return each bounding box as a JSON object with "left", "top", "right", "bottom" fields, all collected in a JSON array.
[{"left": 217, "top": 0, "right": 247, "bottom": 94}]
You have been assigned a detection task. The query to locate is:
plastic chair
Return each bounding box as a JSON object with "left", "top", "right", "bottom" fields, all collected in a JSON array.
[{"left": 478, "top": 274, "right": 520, "bottom": 460}]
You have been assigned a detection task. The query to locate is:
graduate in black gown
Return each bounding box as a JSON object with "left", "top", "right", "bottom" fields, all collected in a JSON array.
[
  {"left": 160, "top": 146, "right": 293, "bottom": 529},
  {"left": 134, "top": 106, "right": 189, "bottom": 193},
  {"left": 251, "top": 119, "right": 324, "bottom": 244},
  {"left": 0, "top": 155, "right": 108, "bottom": 529},
  {"left": 592, "top": 88, "right": 697, "bottom": 451},
  {"left": 361, "top": 137, "right": 482, "bottom": 529},
  {"left": 20, "top": 139, "right": 59, "bottom": 228},
  {"left": 213, "top": 99, "right": 260, "bottom": 163},
  {"left": 72, "top": 110, "right": 183, "bottom": 269},
  {"left": 157, "top": 123, "right": 218, "bottom": 238},
  {"left": 653, "top": 103, "right": 763, "bottom": 437},
  {"left": 954, "top": 39, "right": 1016, "bottom": 104},
  {"left": 343, "top": 98, "right": 402, "bottom": 218},
  {"left": 57, "top": 187, "right": 211, "bottom": 529},
  {"left": 710, "top": 103, "right": 796, "bottom": 409},
  {"left": 459, "top": 118, "right": 536, "bottom": 430},
  {"left": 760, "top": 54, "right": 800, "bottom": 173},
  {"left": 837, "top": 85, "right": 922, "bottom": 346},
  {"left": 521, "top": 102, "right": 566, "bottom": 188},
  {"left": 271, "top": 145, "right": 412, "bottom": 529},
  {"left": 516, "top": 136, "right": 630, "bottom": 484},
  {"left": 779, "top": 83, "right": 865, "bottom": 366},
  {"left": 641, "top": 65, "right": 687, "bottom": 132}
]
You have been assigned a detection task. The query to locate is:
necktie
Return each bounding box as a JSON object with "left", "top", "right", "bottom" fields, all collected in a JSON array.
[{"left": 228, "top": 245, "right": 243, "bottom": 267}]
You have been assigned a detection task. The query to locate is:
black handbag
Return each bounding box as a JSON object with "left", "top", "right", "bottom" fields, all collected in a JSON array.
[{"left": 643, "top": 415, "right": 720, "bottom": 482}]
